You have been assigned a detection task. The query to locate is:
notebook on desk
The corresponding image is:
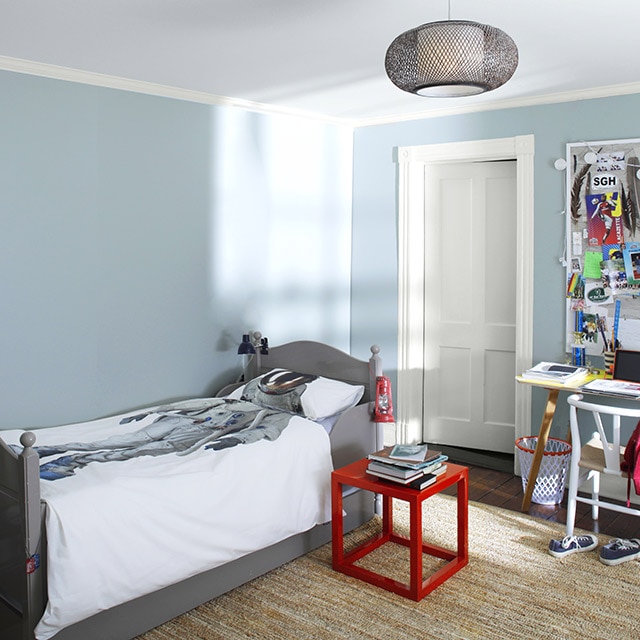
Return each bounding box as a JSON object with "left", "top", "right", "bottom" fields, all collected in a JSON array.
[{"left": 580, "top": 349, "right": 640, "bottom": 398}]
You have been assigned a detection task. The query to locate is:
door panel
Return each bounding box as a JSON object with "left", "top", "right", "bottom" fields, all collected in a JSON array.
[{"left": 423, "top": 161, "right": 516, "bottom": 452}]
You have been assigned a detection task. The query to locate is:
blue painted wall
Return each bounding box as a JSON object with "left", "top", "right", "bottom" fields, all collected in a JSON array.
[
  {"left": 351, "top": 94, "right": 640, "bottom": 438},
  {"left": 0, "top": 71, "right": 353, "bottom": 428},
  {"left": 4, "top": 63, "right": 640, "bottom": 442}
]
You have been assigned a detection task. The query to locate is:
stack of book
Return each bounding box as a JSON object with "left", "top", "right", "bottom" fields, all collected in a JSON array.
[{"left": 366, "top": 444, "right": 448, "bottom": 490}]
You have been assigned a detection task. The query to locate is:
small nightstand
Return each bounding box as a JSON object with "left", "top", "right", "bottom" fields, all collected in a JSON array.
[{"left": 331, "top": 458, "right": 468, "bottom": 601}]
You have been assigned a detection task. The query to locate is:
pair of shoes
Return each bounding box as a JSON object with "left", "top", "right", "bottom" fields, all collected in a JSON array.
[
  {"left": 599, "top": 538, "right": 640, "bottom": 565},
  {"left": 548, "top": 534, "right": 598, "bottom": 558},
  {"left": 548, "top": 534, "right": 640, "bottom": 565}
]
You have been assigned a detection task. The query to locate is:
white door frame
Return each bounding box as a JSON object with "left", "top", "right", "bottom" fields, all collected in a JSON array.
[{"left": 395, "top": 135, "right": 534, "bottom": 456}]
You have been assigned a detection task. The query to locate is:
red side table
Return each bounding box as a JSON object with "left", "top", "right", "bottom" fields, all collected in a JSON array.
[{"left": 332, "top": 458, "right": 468, "bottom": 601}]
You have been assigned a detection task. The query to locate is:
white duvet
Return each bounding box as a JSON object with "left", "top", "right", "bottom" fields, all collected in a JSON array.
[{"left": 3, "top": 400, "right": 333, "bottom": 640}]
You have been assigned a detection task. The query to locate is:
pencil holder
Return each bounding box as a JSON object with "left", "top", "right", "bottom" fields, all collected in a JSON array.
[{"left": 603, "top": 351, "right": 615, "bottom": 378}]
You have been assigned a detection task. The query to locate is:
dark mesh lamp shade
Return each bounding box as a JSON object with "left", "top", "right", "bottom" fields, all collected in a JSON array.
[{"left": 385, "top": 20, "right": 518, "bottom": 97}]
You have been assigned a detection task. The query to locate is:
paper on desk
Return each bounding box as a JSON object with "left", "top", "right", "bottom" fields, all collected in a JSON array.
[{"left": 581, "top": 378, "right": 640, "bottom": 397}]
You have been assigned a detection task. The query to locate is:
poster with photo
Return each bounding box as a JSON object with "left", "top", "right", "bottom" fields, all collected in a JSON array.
[
  {"left": 600, "top": 258, "right": 628, "bottom": 295},
  {"left": 586, "top": 191, "right": 624, "bottom": 247},
  {"left": 580, "top": 312, "right": 599, "bottom": 345},
  {"left": 622, "top": 242, "right": 640, "bottom": 284}
]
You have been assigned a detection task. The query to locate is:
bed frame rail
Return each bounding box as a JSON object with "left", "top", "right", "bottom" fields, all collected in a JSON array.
[{"left": 0, "top": 433, "right": 46, "bottom": 640}]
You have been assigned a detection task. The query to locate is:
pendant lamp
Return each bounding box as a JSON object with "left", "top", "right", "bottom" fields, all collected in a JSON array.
[{"left": 385, "top": 10, "right": 518, "bottom": 98}]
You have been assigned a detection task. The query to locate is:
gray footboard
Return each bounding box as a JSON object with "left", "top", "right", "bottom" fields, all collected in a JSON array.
[{"left": 0, "top": 433, "right": 46, "bottom": 640}]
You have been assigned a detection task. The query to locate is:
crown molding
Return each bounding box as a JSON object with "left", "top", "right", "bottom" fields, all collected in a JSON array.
[
  {"left": 354, "top": 82, "right": 640, "bottom": 127},
  {"left": 0, "top": 55, "right": 352, "bottom": 127},
  {"left": 2, "top": 55, "right": 640, "bottom": 129}
]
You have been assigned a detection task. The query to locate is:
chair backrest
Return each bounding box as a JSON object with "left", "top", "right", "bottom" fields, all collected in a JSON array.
[{"left": 567, "top": 393, "right": 640, "bottom": 475}]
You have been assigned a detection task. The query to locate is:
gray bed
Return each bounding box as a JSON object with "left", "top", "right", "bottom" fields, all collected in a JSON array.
[{"left": 0, "top": 340, "right": 383, "bottom": 640}]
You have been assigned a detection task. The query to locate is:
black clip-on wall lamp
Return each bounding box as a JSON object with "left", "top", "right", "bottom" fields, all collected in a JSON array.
[{"left": 237, "top": 331, "right": 269, "bottom": 381}]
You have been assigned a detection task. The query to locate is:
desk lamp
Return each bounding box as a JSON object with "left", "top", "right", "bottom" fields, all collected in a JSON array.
[{"left": 237, "top": 331, "right": 269, "bottom": 381}]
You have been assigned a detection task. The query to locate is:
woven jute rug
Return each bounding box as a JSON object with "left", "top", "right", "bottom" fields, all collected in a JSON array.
[{"left": 137, "top": 495, "right": 640, "bottom": 640}]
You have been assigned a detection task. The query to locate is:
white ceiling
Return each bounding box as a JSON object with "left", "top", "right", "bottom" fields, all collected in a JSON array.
[{"left": 1, "top": 0, "right": 640, "bottom": 125}]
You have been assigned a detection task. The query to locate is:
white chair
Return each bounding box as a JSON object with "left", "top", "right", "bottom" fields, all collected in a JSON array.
[{"left": 565, "top": 393, "right": 640, "bottom": 536}]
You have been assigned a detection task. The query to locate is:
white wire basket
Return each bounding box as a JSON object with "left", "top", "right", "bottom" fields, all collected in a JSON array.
[{"left": 515, "top": 436, "right": 572, "bottom": 505}]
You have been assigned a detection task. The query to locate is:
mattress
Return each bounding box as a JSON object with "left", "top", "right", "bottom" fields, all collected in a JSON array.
[{"left": 2, "top": 398, "right": 333, "bottom": 640}]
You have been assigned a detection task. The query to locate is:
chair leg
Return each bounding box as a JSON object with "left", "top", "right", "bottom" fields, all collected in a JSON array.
[
  {"left": 591, "top": 470, "right": 600, "bottom": 520},
  {"left": 565, "top": 462, "right": 580, "bottom": 537}
]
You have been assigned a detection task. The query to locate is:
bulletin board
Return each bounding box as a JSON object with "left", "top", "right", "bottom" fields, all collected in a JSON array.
[{"left": 565, "top": 137, "right": 640, "bottom": 358}]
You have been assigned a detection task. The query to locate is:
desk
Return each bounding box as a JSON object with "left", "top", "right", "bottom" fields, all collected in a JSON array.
[
  {"left": 331, "top": 458, "right": 468, "bottom": 601},
  {"left": 516, "top": 373, "right": 600, "bottom": 512}
]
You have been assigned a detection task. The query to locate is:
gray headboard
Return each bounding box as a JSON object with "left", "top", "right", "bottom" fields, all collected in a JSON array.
[{"left": 256, "top": 340, "right": 378, "bottom": 403}]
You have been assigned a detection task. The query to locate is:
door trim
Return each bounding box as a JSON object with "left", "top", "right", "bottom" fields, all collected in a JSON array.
[{"left": 395, "top": 135, "right": 534, "bottom": 454}]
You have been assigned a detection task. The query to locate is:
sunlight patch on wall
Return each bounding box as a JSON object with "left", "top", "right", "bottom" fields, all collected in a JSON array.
[{"left": 209, "top": 107, "right": 353, "bottom": 347}]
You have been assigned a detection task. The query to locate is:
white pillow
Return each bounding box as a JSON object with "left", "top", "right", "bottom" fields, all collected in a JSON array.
[{"left": 228, "top": 368, "right": 364, "bottom": 421}]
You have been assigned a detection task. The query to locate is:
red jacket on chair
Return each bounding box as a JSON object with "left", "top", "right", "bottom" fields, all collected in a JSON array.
[{"left": 621, "top": 420, "right": 640, "bottom": 507}]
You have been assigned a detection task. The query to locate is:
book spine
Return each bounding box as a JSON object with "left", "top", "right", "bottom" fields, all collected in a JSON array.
[
  {"left": 367, "top": 462, "right": 414, "bottom": 478},
  {"left": 409, "top": 474, "right": 436, "bottom": 490},
  {"left": 368, "top": 459, "right": 445, "bottom": 477},
  {"left": 366, "top": 469, "right": 418, "bottom": 484},
  {"left": 367, "top": 454, "right": 448, "bottom": 470}
]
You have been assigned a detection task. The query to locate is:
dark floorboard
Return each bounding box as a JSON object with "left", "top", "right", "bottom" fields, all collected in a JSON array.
[{"left": 445, "top": 456, "right": 640, "bottom": 539}]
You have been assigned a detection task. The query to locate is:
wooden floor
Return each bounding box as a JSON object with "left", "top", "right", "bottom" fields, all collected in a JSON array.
[{"left": 445, "top": 459, "right": 640, "bottom": 540}]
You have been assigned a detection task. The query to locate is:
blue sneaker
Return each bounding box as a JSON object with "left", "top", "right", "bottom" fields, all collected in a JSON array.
[
  {"left": 599, "top": 538, "right": 640, "bottom": 565},
  {"left": 548, "top": 534, "right": 598, "bottom": 558}
]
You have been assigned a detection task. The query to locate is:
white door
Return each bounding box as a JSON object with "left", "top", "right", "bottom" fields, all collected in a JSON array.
[{"left": 422, "top": 160, "right": 517, "bottom": 452}]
